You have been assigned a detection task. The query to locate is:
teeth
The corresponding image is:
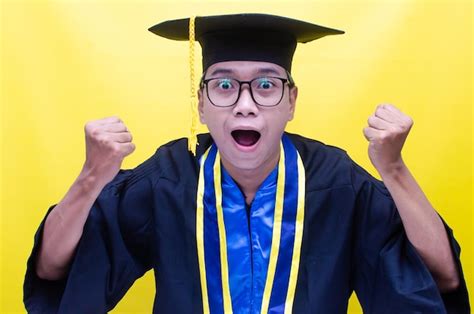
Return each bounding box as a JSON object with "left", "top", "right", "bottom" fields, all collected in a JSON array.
[{"left": 231, "top": 130, "right": 261, "bottom": 147}]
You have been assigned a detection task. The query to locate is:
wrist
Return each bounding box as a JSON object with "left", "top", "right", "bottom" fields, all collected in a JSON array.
[
  {"left": 76, "top": 167, "right": 107, "bottom": 194},
  {"left": 378, "top": 159, "right": 408, "bottom": 181}
]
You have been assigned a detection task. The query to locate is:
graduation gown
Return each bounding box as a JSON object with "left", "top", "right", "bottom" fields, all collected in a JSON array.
[{"left": 23, "top": 132, "right": 470, "bottom": 313}]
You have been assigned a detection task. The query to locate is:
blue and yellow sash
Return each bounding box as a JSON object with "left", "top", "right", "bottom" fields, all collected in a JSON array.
[{"left": 196, "top": 134, "right": 306, "bottom": 313}]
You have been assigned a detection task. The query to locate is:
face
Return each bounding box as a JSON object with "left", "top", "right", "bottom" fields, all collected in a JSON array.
[{"left": 198, "top": 60, "right": 298, "bottom": 172}]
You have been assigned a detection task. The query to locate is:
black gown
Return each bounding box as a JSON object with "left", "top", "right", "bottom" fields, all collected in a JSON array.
[{"left": 23, "top": 132, "right": 470, "bottom": 313}]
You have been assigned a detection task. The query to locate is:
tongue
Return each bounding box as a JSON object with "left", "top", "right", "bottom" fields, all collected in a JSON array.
[{"left": 232, "top": 130, "right": 260, "bottom": 147}]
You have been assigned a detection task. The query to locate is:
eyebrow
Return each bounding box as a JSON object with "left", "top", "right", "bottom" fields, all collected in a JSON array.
[
  {"left": 208, "top": 68, "right": 234, "bottom": 77},
  {"left": 208, "top": 67, "right": 284, "bottom": 77},
  {"left": 255, "top": 67, "right": 282, "bottom": 76}
]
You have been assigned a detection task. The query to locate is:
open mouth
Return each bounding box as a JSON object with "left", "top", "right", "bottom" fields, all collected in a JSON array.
[{"left": 231, "top": 130, "right": 261, "bottom": 147}]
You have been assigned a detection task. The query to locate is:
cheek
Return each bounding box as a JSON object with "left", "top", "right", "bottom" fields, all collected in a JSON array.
[
  {"left": 267, "top": 108, "right": 292, "bottom": 128},
  {"left": 202, "top": 109, "right": 227, "bottom": 135},
  {"left": 200, "top": 104, "right": 216, "bottom": 126},
  {"left": 282, "top": 106, "right": 294, "bottom": 123}
]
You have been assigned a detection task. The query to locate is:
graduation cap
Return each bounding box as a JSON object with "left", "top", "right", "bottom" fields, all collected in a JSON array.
[{"left": 148, "top": 13, "right": 344, "bottom": 154}]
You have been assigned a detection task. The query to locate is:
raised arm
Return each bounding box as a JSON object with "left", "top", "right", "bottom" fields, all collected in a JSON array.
[
  {"left": 363, "top": 104, "right": 459, "bottom": 292},
  {"left": 36, "top": 116, "right": 135, "bottom": 280}
]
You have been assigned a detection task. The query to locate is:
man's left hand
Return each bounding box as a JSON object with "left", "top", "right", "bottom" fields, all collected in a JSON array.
[{"left": 363, "top": 104, "right": 414, "bottom": 176}]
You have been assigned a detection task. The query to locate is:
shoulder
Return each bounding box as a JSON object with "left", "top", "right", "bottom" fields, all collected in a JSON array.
[
  {"left": 285, "top": 132, "right": 389, "bottom": 196},
  {"left": 285, "top": 132, "right": 353, "bottom": 191},
  {"left": 103, "top": 133, "right": 213, "bottom": 194},
  {"left": 151, "top": 133, "right": 213, "bottom": 184}
]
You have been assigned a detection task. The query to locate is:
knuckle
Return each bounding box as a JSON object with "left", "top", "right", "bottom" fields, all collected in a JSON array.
[
  {"left": 96, "top": 135, "right": 107, "bottom": 145},
  {"left": 396, "top": 125, "right": 405, "bottom": 133},
  {"left": 110, "top": 144, "right": 123, "bottom": 157},
  {"left": 90, "top": 127, "right": 101, "bottom": 137},
  {"left": 84, "top": 121, "right": 94, "bottom": 133},
  {"left": 378, "top": 132, "right": 389, "bottom": 143}
]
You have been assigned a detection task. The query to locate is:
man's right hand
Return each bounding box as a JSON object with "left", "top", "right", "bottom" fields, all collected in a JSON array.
[
  {"left": 81, "top": 116, "right": 135, "bottom": 186},
  {"left": 36, "top": 116, "right": 135, "bottom": 280}
]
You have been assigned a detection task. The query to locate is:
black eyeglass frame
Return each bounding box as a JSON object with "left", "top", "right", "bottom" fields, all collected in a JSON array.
[{"left": 199, "top": 72, "right": 296, "bottom": 108}]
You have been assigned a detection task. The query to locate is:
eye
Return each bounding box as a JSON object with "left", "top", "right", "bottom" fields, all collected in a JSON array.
[
  {"left": 217, "top": 79, "right": 234, "bottom": 90},
  {"left": 256, "top": 78, "right": 275, "bottom": 89}
]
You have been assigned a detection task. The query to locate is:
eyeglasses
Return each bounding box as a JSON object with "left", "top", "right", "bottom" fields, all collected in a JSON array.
[{"left": 200, "top": 74, "right": 295, "bottom": 107}]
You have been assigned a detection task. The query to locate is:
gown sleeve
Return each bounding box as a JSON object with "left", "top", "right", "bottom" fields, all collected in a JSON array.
[
  {"left": 23, "top": 168, "right": 156, "bottom": 313},
  {"left": 350, "top": 161, "right": 470, "bottom": 314}
]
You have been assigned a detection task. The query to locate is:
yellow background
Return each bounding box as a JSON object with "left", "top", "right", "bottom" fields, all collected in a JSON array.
[{"left": 1, "top": 0, "right": 472, "bottom": 312}]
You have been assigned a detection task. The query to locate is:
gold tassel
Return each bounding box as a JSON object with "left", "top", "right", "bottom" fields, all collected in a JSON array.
[{"left": 188, "top": 15, "right": 198, "bottom": 155}]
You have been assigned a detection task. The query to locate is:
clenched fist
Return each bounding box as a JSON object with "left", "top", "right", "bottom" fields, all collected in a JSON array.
[
  {"left": 363, "top": 104, "right": 413, "bottom": 175},
  {"left": 81, "top": 116, "right": 135, "bottom": 186}
]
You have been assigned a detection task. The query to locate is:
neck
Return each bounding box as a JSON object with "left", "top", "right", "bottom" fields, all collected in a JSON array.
[{"left": 221, "top": 152, "right": 280, "bottom": 206}]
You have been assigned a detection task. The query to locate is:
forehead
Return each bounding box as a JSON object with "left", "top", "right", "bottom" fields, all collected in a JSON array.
[{"left": 205, "top": 61, "right": 287, "bottom": 78}]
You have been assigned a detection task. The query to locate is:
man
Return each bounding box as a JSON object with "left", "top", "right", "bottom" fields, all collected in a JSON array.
[{"left": 24, "top": 14, "right": 469, "bottom": 313}]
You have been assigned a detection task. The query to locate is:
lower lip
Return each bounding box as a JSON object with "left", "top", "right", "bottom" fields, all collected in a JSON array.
[{"left": 231, "top": 136, "right": 261, "bottom": 153}]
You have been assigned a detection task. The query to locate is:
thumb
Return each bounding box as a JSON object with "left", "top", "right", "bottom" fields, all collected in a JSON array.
[{"left": 363, "top": 126, "right": 381, "bottom": 141}]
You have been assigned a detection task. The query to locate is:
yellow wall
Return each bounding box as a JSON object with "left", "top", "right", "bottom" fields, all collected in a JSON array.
[{"left": 1, "top": 0, "right": 472, "bottom": 312}]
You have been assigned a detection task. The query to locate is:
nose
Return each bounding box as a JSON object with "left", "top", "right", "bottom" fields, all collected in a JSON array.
[{"left": 232, "top": 83, "right": 259, "bottom": 117}]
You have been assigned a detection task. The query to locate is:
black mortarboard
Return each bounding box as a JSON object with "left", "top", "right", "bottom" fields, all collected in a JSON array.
[{"left": 148, "top": 13, "right": 344, "bottom": 72}]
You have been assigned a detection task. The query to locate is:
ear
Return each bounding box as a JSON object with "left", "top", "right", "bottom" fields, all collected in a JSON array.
[
  {"left": 198, "top": 89, "right": 206, "bottom": 124},
  {"left": 288, "top": 85, "right": 298, "bottom": 121}
]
